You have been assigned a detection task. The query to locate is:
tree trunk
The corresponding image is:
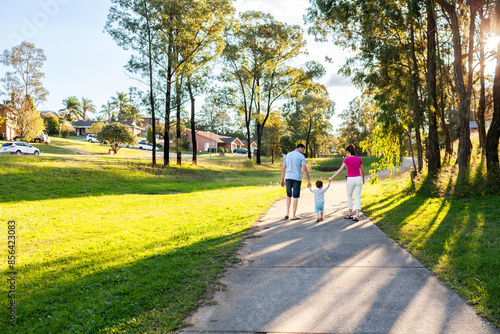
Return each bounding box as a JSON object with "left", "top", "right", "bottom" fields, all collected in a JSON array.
[
  {"left": 163, "top": 35, "right": 173, "bottom": 167},
  {"left": 478, "top": 7, "right": 487, "bottom": 156},
  {"left": 176, "top": 76, "right": 182, "bottom": 166},
  {"left": 143, "top": 0, "right": 156, "bottom": 166},
  {"left": 426, "top": 0, "right": 441, "bottom": 174},
  {"left": 188, "top": 80, "right": 197, "bottom": 165},
  {"left": 408, "top": 20, "right": 424, "bottom": 173},
  {"left": 486, "top": 0, "right": 500, "bottom": 176},
  {"left": 436, "top": 0, "right": 473, "bottom": 178}
]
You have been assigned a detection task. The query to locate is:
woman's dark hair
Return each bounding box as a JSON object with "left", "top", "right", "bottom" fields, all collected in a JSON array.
[{"left": 345, "top": 144, "right": 356, "bottom": 156}]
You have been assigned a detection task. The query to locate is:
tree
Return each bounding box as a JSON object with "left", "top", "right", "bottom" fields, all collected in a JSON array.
[
  {"left": 59, "top": 96, "right": 82, "bottom": 120},
  {"left": 436, "top": 0, "right": 477, "bottom": 179},
  {"left": 106, "top": 0, "right": 161, "bottom": 164},
  {"left": 60, "top": 120, "right": 75, "bottom": 138},
  {"left": 222, "top": 11, "right": 322, "bottom": 164},
  {"left": 98, "top": 123, "right": 137, "bottom": 154},
  {"left": 111, "top": 92, "right": 131, "bottom": 121},
  {"left": 263, "top": 111, "right": 283, "bottom": 164},
  {"left": 1, "top": 41, "right": 48, "bottom": 141},
  {"left": 0, "top": 41, "right": 48, "bottom": 107},
  {"left": 283, "top": 83, "right": 333, "bottom": 158},
  {"left": 42, "top": 113, "right": 60, "bottom": 136},
  {"left": 3, "top": 98, "right": 44, "bottom": 141},
  {"left": 123, "top": 105, "right": 144, "bottom": 125},
  {"left": 486, "top": 0, "right": 500, "bottom": 176},
  {"left": 81, "top": 97, "right": 96, "bottom": 121},
  {"left": 90, "top": 121, "right": 109, "bottom": 136},
  {"left": 337, "top": 97, "right": 375, "bottom": 156},
  {"left": 100, "top": 101, "right": 114, "bottom": 121},
  {"left": 147, "top": 126, "right": 153, "bottom": 142}
]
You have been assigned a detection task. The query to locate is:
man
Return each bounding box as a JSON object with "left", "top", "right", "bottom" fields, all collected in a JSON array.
[{"left": 280, "top": 143, "right": 312, "bottom": 220}]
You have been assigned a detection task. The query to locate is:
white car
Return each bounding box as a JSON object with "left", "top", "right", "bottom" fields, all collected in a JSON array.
[
  {"left": 1, "top": 142, "right": 40, "bottom": 156},
  {"left": 137, "top": 141, "right": 159, "bottom": 151},
  {"left": 86, "top": 134, "right": 100, "bottom": 143}
]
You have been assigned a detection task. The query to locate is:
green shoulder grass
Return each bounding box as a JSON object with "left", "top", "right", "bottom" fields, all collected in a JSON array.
[
  {"left": 362, "top": 151, "right": 500, "bottom": 328},
  {"left": 0, "top": 155, "right": 286, "bottom": 333}
]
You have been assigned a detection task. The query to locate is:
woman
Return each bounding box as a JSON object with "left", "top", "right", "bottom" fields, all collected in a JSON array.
[{"left": 329, "top": 144, "right": 365, "bottom": 221}]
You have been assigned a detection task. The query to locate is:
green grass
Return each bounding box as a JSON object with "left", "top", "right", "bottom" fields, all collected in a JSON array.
[
  {"left": 311, "top": 155, "right": 381, "bottom": 181},
  {"left": 0, "top": 154, "right": 290, "bottom": 333},
  {"left": 362, "top": 151, "right": 500, "bottom": 328},
  {"left": 0, "top": 140, "right": 378, "bottom": 333}
]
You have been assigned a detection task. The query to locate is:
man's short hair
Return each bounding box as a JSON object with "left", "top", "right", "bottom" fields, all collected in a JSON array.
[{"left": 296, "top": 143, "right": 305, "bottom": 149}]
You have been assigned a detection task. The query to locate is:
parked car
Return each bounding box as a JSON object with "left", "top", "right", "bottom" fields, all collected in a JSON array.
[
  {"left": 1, "top": 142, "right": 40, "bottom": 156},
  {"left": 33, "top": 131, "right": 50, "bottom": 144},
  {"left": 86, "top": 134, "right": 107, "bottom": 145},
  {"left": 137, "top": 140, "right": 159, "bottom": 151},
  {"left": 13, "top": 132, "right": 50, "bottom": 144},
  {"left": 234, "top": 148, "right": 248, "bottom": 154},
  {"left": 86, "top": 134, "right": 99, "bottom": 143}
]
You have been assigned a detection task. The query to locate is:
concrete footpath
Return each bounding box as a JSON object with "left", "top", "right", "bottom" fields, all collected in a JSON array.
[{"left": 181, "top": 164, "right": 499, "bottom": 334}]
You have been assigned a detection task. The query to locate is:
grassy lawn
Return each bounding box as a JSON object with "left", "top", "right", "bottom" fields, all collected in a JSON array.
[
  {"left": 362, "top": 151, "right": 500, "bottom": 328},
  {"left": 0, "top": 155, "right": 287, "bottom": 333},
  {"left": 49, "top": 138, "right": 165, "bottom": 157},
  {"left": 0, "top": 144, "right": 378, "bottom": 333}
]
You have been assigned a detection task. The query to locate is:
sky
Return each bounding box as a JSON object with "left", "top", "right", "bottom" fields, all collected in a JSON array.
[{"left": 0, "top": 0, "right": 361, "bottom": 130}]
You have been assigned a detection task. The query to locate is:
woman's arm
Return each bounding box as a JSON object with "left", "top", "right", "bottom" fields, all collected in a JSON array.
[
  {"left": 360, "top": 165, "right": 365, "bottom": 184},
  {"left": 329, "top": 163, "right": 346, "bottom": 181}
]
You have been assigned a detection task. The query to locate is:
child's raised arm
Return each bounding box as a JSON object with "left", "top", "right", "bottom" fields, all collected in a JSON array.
[{"left": 325, "top": 179, "right": 332, "bottom": 191}]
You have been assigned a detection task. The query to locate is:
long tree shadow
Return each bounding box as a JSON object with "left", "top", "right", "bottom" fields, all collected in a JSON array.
[
  {"left": 0, "top": 232, "right": 248, "bottom": 333},
  {"left": 364, "top": 167, "right": 500, "bottom": 328},
  {"left": 0, "top": 158, "right": 281, "bottom": 203}
]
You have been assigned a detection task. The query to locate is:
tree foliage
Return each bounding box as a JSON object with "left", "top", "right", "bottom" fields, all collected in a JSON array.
[{"left": 98, "top": 123, "right": 137, "bottom": 154}]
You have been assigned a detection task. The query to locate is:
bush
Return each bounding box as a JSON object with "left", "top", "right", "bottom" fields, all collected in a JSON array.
[
  {"left": 98, "top": 123, "right": 137, "bottom": 154},
  {"left": 42, "top": 114, "right": 60, "bottom": 136},
  {"left": 242, "top": 158, "right": 255, "bottom": 168},
  {"left": 60, "top": 121, "right": 75, "bottom": 138}
]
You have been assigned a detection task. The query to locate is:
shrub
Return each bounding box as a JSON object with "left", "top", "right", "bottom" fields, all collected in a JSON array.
[
  {"left": 242, "top": 158, "right": 255, "bottom": 168},
  {"left": 60, "top": 121, "right": 75, "bottom": 138},
  {"left": 42, "top": 114, "right": 60, "bottom": 136},
  {"left": 98, "top": 123, "right": 137, "bottom": 154}
]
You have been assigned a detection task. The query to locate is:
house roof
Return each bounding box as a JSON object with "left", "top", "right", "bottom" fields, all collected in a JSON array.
[
  {"left": 72, "top": 120, "right": 140, "bottom": 129},
  {"left": 241, "top": 140, "right": 257, "bottom": 147},
  {"left": 185, "top": 129, "right": 225, "bottom": 143}
]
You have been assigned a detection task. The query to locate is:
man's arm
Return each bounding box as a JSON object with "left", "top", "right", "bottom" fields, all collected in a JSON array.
[
  {"left": 281, "top": 163, "right": 286, "bottom": 187},
  {"left": 302, "top": 164, "right": 311, "bottom": 188}
]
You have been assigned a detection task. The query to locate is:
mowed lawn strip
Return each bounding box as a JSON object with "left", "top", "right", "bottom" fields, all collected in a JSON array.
[
  {"left": 362, "top": 160, "right": 500, "bottom": 328},
  {"left": 0, "top": 156, "right": 284, "bottom": 333}
]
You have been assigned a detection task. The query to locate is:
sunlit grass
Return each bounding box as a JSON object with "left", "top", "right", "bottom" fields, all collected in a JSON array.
[
  {"left": 0, "top": 155, "right": 286, "bottom": 333},
  {"left": 362, "top": 151, "right": 500, "bottom": 328}
]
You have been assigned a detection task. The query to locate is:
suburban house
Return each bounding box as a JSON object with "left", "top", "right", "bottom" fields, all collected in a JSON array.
[
  {"left": 183, "top": 129, "right": 245, "bottom": 153},
  {"left": 470, "top": 121, "right": 479, "bottom": 133},
  {"left": 0, "top": 104, "right": 17, "bottom": 140},
  {"left": 241, "top": 140, "right": 258, "bottom": 152},
  {"left": 72, "top": 120, "right": 142, "bottom": 137}
]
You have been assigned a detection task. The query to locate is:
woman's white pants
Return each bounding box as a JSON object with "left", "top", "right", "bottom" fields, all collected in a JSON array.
[{"left": 346, "top": 176, "right": 363, "bottom": 210}]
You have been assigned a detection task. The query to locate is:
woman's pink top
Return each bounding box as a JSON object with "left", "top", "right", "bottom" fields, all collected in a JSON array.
[{"left": 343, "top": 156, "right": 363, "bottom": 177}]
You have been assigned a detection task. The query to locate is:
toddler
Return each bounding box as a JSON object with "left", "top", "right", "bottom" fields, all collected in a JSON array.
[{"left": 308, "top": 180, "right": 331, "bottom": 222}]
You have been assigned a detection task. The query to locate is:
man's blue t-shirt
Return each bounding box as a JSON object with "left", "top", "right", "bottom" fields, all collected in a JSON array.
[{"left": 284, "top": 150, "right": 306, "bottom": 181}]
